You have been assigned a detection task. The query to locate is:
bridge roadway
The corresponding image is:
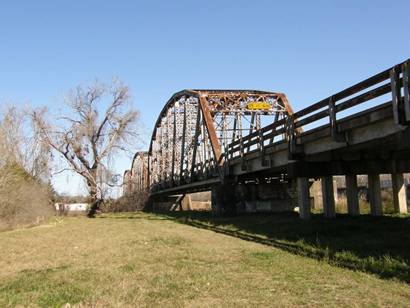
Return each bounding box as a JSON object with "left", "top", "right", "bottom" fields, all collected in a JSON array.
[{"left": 125, "top": 59, "right": 410, "bottom": 219}]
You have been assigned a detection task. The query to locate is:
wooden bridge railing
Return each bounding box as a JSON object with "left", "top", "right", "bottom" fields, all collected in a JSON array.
[{"left": 226, "top": 59, "right": 410, "bottom": 162}]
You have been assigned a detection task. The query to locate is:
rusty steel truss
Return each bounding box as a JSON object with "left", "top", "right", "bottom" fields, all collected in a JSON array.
[
  {"left": 131, "top": 151, "right": 149, "bottom": 192},
  {"left": 122, "top": 170, "right": 132, "bottom": 195},
  {"left": 123, "top": 151, "right": 149, "bottom": 194},
  {"left": 147, "top": 90, "right": 295, "bottom": 191}
]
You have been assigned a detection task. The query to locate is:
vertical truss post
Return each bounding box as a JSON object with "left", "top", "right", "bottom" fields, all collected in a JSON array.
[
  {"left": 269, "top": 112, "right": 280, "bottom": 144},
  {"left": 287, "top": 114, "right": 296, "bottom": 159},
  {"left": 256, "top": 113, "right": 261, "bottom": 150},
  {"left": 164, "top": 111, "right": 170, "bottom": 185},
  {"left": 180, "top": 98, "right": 187, "bottom": 182},
  {"left": 190, "top": 105, "right": 201, "bottom": 180},
  {"left": 238, "top": 114, "right": 246, "bottom": 170},
  {"left": 247, "top": 113, "right": 256, "bottom": 153},
  {"left": 202, "top": 121, "right": 208, "bottom": 177},
  {"left": 402, "top": 60, "right": 410, "bottom": 122},
  {"left": 147, "top": 152, "right": 151, "bottom": 190},
  {"left": 159, "top": 127, "right": 164, "bottom": 184},
  {"left": 258, "top": 116, "right": 267, "bottom": 166},
  {"left": 390, "top": 65, "right": 403, "bottom": 125},
  {"left": 230, "top": 115, "right": 238, "bottom": 160},
  {"left": 171, "top": 102, "right": 176, "bottom": 184},
  {"left": 329, "top": 96, "right": 345, "bottom": 142}
]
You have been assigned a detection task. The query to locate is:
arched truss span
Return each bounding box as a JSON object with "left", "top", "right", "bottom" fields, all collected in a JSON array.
[
  {"left": 130, "top": 151, "right": 149, "bottom": 192},
  {"left": 148, "top": 89, "right": 295, "bottom": 191},
  {"left": 122, "top": 169, "right": 132, "bottom": 195}
]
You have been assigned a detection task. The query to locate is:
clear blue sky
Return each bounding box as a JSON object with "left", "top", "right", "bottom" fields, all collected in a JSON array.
[{"left": 1, "top": 0, "right": 409, "bottom": 195}]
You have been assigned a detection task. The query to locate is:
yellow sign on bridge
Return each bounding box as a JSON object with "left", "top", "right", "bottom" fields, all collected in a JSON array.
[{"left": 246, "top": 101, "right": 271, "bottom": 111}]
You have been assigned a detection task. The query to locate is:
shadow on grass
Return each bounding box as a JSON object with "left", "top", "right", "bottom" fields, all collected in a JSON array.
[
  {"left": 97, "top": 214, "right": 168, "bottom": 221},
  {"left": 151, "top": 211, "right": 410, "bottom": 283}
]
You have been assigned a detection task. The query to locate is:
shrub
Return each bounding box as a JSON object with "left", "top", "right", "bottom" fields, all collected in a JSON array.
[
  {"left": 0, "top": 163, "right": 54, "bottom": 231},
  {"left": 100, "top": 190, "right": 149, "bottom": 213},
  {"left": 381, "top": 189, "right": 395, "bottom": 213}
]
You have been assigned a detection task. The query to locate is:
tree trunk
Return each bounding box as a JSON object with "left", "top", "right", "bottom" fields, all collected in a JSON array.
[
  {"left": 87, "top": 181, "right": 99, "bottom": 218},
  {"left": 87, "top": 198, "right": 101, "bottom": 218}
]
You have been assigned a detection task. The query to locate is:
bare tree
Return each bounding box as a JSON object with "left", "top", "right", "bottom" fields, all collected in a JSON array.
[
  {"left": 32, "top": 79, "right": 139, "bottom": 217},
  {"left": 0, "top": 106, "right": 50, "bottom": 181},
  {"left": 0, "top": 106, "right": 53, "bottom": 230}
]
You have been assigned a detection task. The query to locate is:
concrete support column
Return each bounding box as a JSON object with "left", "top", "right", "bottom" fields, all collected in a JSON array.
[
  {"left": 392, "top": 173, "right": 408, "bottom": 214},
  {"left": 211, "top": 182, "right": 237, "bottom": 216},
  {"left": 181, "top": 194, "right": 192, "bottom": 211},
  {"left": 248, "top": 184, "right": 258, "bottom": 212},
  {"left": 321, "top": 176, "right": 336, "bottom": 218},
  {"left": 346, "top": 174, "right": 360, "bottom": 216},
  {"left": 235, "top": 184, "right": 247, "bottom": 214},
  {"left": 211, "top": 186, "right": 222, "bottom": 216},
  {"left": 333, "top": 178, "right": 339, "bottom": 203},
  {"left": 309, "top": 180, "right": 323, "bottom": 210},
  {"left": 297, "top": 177, "right": 311, "bottom": 219},
  {"left": 368, "top": 174, "right": 382, "bottom": 216}
]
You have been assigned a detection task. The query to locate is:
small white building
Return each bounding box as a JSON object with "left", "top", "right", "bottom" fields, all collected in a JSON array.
[{"left": 55, "top": 203, "right": 89, "bottom": 213}]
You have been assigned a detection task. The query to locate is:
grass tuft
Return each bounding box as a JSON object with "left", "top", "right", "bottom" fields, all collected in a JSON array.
[{"left": 0, "top": 267, "right": 90, "bottom": 307}]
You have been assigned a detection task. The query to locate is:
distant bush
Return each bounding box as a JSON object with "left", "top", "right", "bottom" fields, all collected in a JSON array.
[
  {"left": 0, "top": 163, "right": 54, "bottom": 231},
  {"left": 381, "top": 189, "right": 395, "bottom": 213},
  {"left": 100, "top": 191, "right": 149, "bottom": 213},
  {"left": 335, "top": 188, "right": 397, "bottom": 215},
  {"left": 335, "top": 198, "right": 370, "bottom": 214}
]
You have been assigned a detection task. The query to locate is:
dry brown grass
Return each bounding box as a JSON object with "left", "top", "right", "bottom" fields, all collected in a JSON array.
[
  {"left": 335, "top": 189, "right": 400, "bottom": 215},
  {"left": 0, "top": 212, "right": 409, "bottom": 307},
  {"left": 335, "top": 198, "right": 371, "bottom": 214}
]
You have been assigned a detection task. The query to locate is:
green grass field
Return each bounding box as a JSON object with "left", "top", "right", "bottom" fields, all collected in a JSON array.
[{"left": 0, "top": 212, "right": 410, "bottom": 307}]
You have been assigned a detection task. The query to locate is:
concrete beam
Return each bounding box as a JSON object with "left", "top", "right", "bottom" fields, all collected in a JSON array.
[
  {"left": 392, "top": 173, "right": 408, "bottom": 214},
  {"left": 321, "top": 176, "right": 336, "bottom": 218},
  {"left": 368, "top": 174, "right": 382, "bottom": 216},
  {"left": 346, "top": 174, "right": 360, "bottom": 216},
  {"left": 287, "top": 158, "right": 410, "bottom": 178},
  {"left": 297, "top": 177, "right": 311, "bottom": 219}
]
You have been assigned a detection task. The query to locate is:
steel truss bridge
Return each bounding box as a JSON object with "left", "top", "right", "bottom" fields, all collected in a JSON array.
[{"left": 124, "top": 59, "right": 410, "bottom": 218}]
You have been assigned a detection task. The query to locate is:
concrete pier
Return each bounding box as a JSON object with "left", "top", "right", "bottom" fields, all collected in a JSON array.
[
  {"left": 310, "top": 180, "right": 323, "bottom": 210},
  {"left": 297, "top": 177, "right": 311, "bottom": 219},
  {"left": 211, "top": 186, "right": 223, "bottom": 216},
  {"left": 368, "top": 174, "right": 382, "bottom": 216},
  {"left": 392, "top": 173, "right": 408, "bottom": 214},
  {"left": 211, "top": 182, "right": 238, "bottom": 216},
  {"left": 321, "top": 176, "right": 336, "bottom": 218},
  {"left": 346, "top": 174, "right": 360, "bottom": 216}
]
